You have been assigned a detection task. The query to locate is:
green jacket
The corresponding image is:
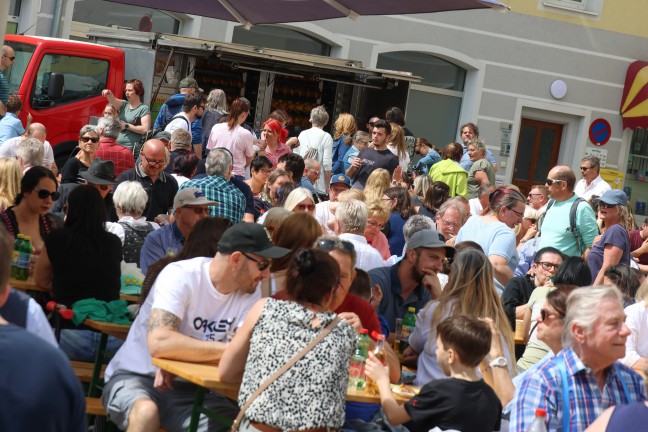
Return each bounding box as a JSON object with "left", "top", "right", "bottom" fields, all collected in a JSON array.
[{"left": 428, "top": 159, "right": 468, "bottom": 197}]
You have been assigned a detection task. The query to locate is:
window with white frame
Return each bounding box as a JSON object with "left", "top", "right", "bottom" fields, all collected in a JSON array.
[{"left": 542, "top": 0, "right": 602, "bottom": 14}]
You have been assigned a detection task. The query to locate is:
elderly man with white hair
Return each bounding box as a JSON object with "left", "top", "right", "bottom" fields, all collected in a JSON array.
[
  {"left": 510, "top": 286, "right": 646, "bottom": 431},
  {"left": 0, "top": 122, "right": 57, "bottom": 173},
  {"left": 334, "top": 199, "right": 384, "bottom": 272},
  {"left": 16, "top": 137, "right": 44, "bottom": 173}
]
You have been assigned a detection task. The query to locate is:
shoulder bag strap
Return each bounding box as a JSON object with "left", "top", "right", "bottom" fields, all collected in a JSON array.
[{"left": 230, "top": 316, "right": 341, "bottom": 432}]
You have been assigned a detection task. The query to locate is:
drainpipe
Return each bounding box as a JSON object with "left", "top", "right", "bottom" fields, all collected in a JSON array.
[{"left": 51, "top": 0, "right": 63, "bottom": 38}]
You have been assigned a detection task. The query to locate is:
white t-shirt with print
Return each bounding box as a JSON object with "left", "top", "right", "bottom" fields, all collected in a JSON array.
[{"left": 105, "top": 256, "right": 260, "bottom": 381}]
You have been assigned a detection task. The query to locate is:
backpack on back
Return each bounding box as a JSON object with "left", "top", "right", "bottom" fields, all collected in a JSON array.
[{"left": 133, "top": 114, "right": 189, "bottom": 160}]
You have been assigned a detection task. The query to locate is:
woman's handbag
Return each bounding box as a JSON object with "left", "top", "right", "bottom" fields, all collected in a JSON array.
[{"left": 230, "top": 316, "right": 341, "bottom": 432}]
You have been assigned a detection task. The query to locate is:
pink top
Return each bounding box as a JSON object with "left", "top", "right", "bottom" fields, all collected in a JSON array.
[
  {"left": 367, "top": 231, "right": 391, "bottom": 260},
  {"left": 207, "top": 123, "right": 255, "bottom": 176},
  {"left": 264, "top": 141, "right": 291, "bottom": 169}
]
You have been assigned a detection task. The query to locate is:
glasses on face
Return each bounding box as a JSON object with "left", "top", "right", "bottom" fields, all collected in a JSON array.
[
  {"left": 317, "top": 238, "right": 355, "bottom": 253},
  {"left": 580, "top": 166, "right": 592, "bottom": 171},
  {"left": 295, "top": 203, "right": 316, "bottom": 212},
  {"left": 241, "top": 252, "right": 271, "bottom": 271},
  {"left": 35, "top": 188, "right": 60, "bottom": 200},
  {"left": 440, "top": 219, "right": 459, "bottom": 228},
  {"left": 4, "top": 55, "right": 15, "bottom": 61},
  {"left": 539, "top": 308, "right": 559, "bottom": 322},
  {"left": 599, "top": 203, "right": 617, "bottom": 209},
  {"left": 141, "top": 153, "right": 165, "bottom": 167},
  {"left": 545, "top": 178, "right": 564, "bottom": 186},
  {"left": 508, "top": 207, "right": 525, "bottom": 218},
  {"left": 80, "top": 136, "right": 99, "bottom": 143},
  {"left": 185, "top": 206, "right": 210, "bottom": 215},
  {"left": 527, "top": 193, "right": 543, "bottom": 198},
  {"left": 367, "top": 219, "right": 385, "bottom": 230},
  {"left": 537, "top": 261, "right": 560, "bottom": 271}
]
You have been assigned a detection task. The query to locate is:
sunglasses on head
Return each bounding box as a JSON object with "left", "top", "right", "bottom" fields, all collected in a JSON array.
[
  {"left": 241, "top": 252, "right": 271, "bottom": 271},
  {"left": 35, "top": 188, "right": 60, "bottom": 200},
  {"left": 317, "top": 239, "right": 355, "bottom": 253}
]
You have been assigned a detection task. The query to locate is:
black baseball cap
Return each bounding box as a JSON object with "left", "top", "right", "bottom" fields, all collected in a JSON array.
[{"left": 218, "top": 222, "right": 290, "bottom": 259}]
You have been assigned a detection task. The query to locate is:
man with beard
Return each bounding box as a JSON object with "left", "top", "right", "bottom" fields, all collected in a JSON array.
[
  {"left": 102, "top": 223, "right": 289, "bottom": 432},
  {"left": 164, "top": 92, "right": 206, "bottom": 157},
  {"left": 369, "top": 229, "right": 454, "bottom": 332}
]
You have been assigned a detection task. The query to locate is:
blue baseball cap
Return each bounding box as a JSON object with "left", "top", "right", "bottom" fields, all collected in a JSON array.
[
  {"left": 330, "top": 174, "right": 351, "bottom": 187},
  {"left": 597, "top": 189, "right": 627, "bottom": 206}
]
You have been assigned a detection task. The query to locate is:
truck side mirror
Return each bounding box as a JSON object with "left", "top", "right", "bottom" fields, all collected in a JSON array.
[{"left": 48, "top": 73, "right": 64, "bottom": 100}]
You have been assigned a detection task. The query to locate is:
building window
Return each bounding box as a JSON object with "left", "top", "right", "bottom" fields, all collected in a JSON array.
[
  {"left": 232, "top": 25, "right": 331, "bottom": 57},
  {"left": 73, "top": 0, "right": 180, "bottom": 33},
  {"left": 376, "top": 51, "right": 466, "bottom": 147},
  {"left": 542, "top": 0, "right": 602, "bottom": 15}
]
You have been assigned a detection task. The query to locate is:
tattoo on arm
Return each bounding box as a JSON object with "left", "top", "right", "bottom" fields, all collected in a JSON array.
[{"left": 147, "top": 308, "right": 181, "bottom": 334}]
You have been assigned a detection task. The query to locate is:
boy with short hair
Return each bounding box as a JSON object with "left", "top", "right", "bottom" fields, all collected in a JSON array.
[{"left": 365, "top": 314, "right": 502, "bottom": 432}]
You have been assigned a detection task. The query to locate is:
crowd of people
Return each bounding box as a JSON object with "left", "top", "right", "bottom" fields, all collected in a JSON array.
[{"left": 0, "top": 71, "right": 647, "bottom": 432}]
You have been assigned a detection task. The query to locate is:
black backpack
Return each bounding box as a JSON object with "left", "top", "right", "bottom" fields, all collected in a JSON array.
[
  {"left": 133, "top": 114, "right": 190, "bottom": 160},
  {"left": 119, "top": 221, "right": 155, "bottom": 264}
]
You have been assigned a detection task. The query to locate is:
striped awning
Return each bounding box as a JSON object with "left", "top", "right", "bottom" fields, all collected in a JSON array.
[{"left": 621, "top": 61, "right": 648, "bottom": 130}]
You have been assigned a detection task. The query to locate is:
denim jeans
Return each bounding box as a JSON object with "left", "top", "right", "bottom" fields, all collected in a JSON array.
[{"left": 59, "top": 329, "right": 123, "bottom": 362}]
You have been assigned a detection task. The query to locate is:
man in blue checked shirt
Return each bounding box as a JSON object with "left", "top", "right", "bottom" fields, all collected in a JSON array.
[{"left": 510, "top": 286, "right": 646, "bottom": 431}]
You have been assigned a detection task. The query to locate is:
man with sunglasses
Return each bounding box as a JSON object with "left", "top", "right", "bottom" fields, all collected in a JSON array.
[
  {"left": 574, "top": 156, "right": 611, "bottom": 202},
  {"left": 116, "top": 139, "right": 179, "bottom": 221},
  {"left": 538, "top": 165, "right": 598, "bottom": 258},
  {"left": 0, "top": 45, "right": 15, "bottom": 117},
  {"left": 104, "top": 223, "right": 289, "bottom": 432},
  {"left": 139, "top": 187, "right": 217, "bottom": 275}
]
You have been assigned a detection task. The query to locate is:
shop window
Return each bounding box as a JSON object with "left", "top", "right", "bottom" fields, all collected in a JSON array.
[
  {"left": 73, "top": 0, "right": 180, "bottom": 33},
  {"left": 232, "top": 25, "right": 331, "bottom": 56}
]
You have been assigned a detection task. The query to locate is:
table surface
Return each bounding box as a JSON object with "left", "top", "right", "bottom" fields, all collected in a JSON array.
[
  {"left": 152, "top": 357, "right": 415, "bottom": 404},
  {"left": 83, "top": 318, "right": 131, "bottom": 340},
  {"left": 10, "top": 277, "right": 140, "bottom": 303}
]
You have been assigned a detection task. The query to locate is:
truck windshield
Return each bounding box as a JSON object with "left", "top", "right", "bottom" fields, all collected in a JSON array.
[{"left": 4, "top": 42, "right": 36, "bottom": 94}]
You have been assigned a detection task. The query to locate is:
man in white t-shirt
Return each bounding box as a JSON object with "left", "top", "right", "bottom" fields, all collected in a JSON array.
[
  {"left": 335, "top": 199, "right": 384, "bottom": 271},
  {"left": 164, "top": 93, "right": 205, "bottom": 157},
  {"left": 102, "top": 223, "right": 289, "bottom": 432},
  {"left": 574, "top": 155, "right": 610, "bottom": 202},
  {"left": 315, "top": 174, "right": 351, "bottom": 235},
  {"left": 0, "top": 122, "right": 57, "bottom": 174}
]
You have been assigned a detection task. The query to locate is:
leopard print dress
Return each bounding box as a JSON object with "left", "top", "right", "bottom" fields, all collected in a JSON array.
[{"left": 238, "top": 298, "right": 356, "bottom": 430}]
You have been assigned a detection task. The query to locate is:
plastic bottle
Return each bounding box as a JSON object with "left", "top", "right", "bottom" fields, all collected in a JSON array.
[
  {"left": 354, "top": 329, "right": 370, "bottom": 389},
  {"left": 526, "top": 408, "right": 547, "bottom": 432},
  {"left": 348, "top": 329, "right": 368, "bottom": 390},
  {"left": 11, "top": 234, "right": 23, "bottom": 280},
  {"left": 366, "top": 331, "right": 387, "bottom": 395},
  {"left": 400, "top": 307, "right": 417, "bottom": 355},
  {"left": 17, "top": 235, "right": 33, "bottom": 281},
  {"left": 393, "top": 318, "right": 403, "bottom": 353}
]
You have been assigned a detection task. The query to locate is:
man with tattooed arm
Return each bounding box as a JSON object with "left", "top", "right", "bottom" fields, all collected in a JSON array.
[{"left": 102, "top": 223, "right": 289, "bottom": 432}]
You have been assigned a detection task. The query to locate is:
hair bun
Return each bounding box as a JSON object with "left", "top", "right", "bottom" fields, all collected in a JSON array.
[{"left": 295, "top": 249, "right": 316, "bottom": 276}]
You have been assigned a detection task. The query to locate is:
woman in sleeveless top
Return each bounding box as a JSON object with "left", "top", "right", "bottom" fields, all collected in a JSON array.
[{"left": 219, "top": 248, "right": 356, "bottom": 431}]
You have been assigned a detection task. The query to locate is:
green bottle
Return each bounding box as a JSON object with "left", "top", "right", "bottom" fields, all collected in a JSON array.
[{"left": 400, "top": 307, "right": 417, "bottom": 354}]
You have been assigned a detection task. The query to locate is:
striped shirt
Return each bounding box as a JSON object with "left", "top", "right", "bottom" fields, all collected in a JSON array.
[{"left": 510, "top": 347, "right": 646, "bottom": 431}]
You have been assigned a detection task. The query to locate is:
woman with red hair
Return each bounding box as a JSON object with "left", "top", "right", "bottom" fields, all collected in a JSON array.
[{"left": 259, "top": 118, "right": 290, "bottom": 169}]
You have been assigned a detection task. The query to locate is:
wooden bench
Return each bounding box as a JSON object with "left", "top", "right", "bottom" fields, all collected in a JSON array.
[
  {"left": 71, "top": 361, "right": 106, "bottom": 383},
  {"left": 86, "top": 397, "right": 106, "bottom": 416}
]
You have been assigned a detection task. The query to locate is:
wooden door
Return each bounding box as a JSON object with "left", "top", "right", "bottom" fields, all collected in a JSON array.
[{"left": 512, "top": 119, "right": 563, "bottom": 196}]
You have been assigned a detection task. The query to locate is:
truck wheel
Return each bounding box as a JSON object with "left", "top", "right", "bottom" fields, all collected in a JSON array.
[{"left": 53, "top": 141, "right": 80, "bottom": 171}]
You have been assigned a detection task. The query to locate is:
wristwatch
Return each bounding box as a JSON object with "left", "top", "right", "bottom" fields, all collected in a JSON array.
[
  {"left": 124, "top": 123, "right": 129, "bottom": 130},
  {"left": 489, "top": 357, "right": 508, "bottom": 368},
  {"left": 391, "top": 180, "right": 398, "bottom": 186}
]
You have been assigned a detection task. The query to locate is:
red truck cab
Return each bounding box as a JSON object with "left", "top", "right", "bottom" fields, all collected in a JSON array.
[{"left": 4, "top": 35, "right": 125, "bottom": 166}]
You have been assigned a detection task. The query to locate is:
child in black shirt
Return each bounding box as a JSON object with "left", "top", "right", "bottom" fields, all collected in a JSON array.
[{"left": 365, "top": 314, "right": 502, "bottom": 432}]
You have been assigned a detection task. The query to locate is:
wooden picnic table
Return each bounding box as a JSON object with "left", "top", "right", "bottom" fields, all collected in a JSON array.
[
  {"left": 83, "top": 319, "right": 132, "bottom": 397},
  {"left": 10, "top": 277, "right": 140, "bottom": 303}
]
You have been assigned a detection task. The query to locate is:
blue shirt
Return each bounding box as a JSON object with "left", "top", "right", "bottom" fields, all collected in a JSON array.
[
  {"left": 299, "top": 176, "right": 318, "bottom": 195},
  {"left": 181, "top": 175, "right": 246, "bottom": 223},
  {"left": 342, "top": 146, "right": 360, "bottom": 173},
  {"left": 510, "top": 348, "right": 646, "bottom": 431},
  {"left": 0, "top": 113, "right": 24, "bottom": 144},
  {"left": 412, "top": 150, "right": 441, "bottom": 174},
  {"left": 368, "top": 261, "right": 432, "bottom": 332},
  {"left": 459, "top": 145, "right": 497, "bottom": 171},
  {"left": 0, "top": 71, "right": 8, "bottom": 106},
  {"left": 139, "top": 221, "right": 184, "bottom": 275}
]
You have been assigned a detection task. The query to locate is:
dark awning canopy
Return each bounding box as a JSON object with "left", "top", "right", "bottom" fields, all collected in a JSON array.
[
  {"left": 621, "top": 61, "right": 648, "bottom": 130},
  {"left": 105, "top": 0, "right": 509, "bottom": 28}
]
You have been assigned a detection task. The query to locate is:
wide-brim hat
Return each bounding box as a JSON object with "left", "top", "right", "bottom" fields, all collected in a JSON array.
[
  {"left": 218, "top": 222, "right": 290, "bottom": 259},
  {"left": 80, "top": 159, "right": 116, "bottom": 185}
]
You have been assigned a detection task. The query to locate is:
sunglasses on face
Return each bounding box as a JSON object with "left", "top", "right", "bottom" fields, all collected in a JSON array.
[
  {"left": 317, "top": 238, "right": 355, "bottom": 253},
  {"left": 539, "top": 308, "right": 559, "bottom": 322},
  {"left": 185, "top": 206, "right": 210, "bottom": 215},
  {"left": 599, "top": 203, "right": 617, "bottom": 209},
  {"left": 545, "top": 178, "right": 564, "bottom": 186},
  {"left": 80, "top": 136, "right": 99, "bottom": 143},
  {"left": 34, "top": 188, "right": 60, "bottom": 200},
  {"left": 580, "top": 166, "right": 592, "bottom": 171},
  {"left": 241, "top": 252, "right": 270, "bottom": 271}
]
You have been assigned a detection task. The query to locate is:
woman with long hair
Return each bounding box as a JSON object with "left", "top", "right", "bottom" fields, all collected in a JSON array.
[
  {"left": 387, "top": 123, "right": 410, "bottom": 173},
  {"left": 429, "top": 142, "right": 468, "bottom": 197},
  {"left": 411, "top": 174, "right": 431, "bottom": 209},
  {"left": 34, "top": 185, "right": 123, "bottom": 361},
  {"left": 0, "top": 157, "right": 21, "bottom": 211},
  {"left": 207, "top": 97, "right": 255, "bottom": 179},
  {"left": 588, "top": 189, "right": 632, "bottom": 285},
  {"left": 258, "top": 118, "right": 290, "bottom": 169},
  {"left": 331, "top": 113, "right": 357, "bottom": 175},
  {"left": 407, "top": 249, "right": 515, "bottom": 386},
  {"left": 219, "top": 248, "right": 356, "bottom": 431},
  {"left": 102, "top": 79, "right": 151, "bottom": 150},
  {"left": 0, "top": 166, "right": 59, "bottom": 253},
  {"left": 262, "top": 213, "right": 322, "bottom": 296},
  {"left": 364, "top": 168, "right": 391, "bottom": 203},
  {"left": 201, "top": 88, "right": 228, "bottom": 148},
  {"left": 60, "top": 125, "right": 100, "bottom": 184},
  {"left": 284, "top": 187, "right": 317, "bottom": 216},
  {"left": 383, "top": 186, "right": 415, "bottom": 256},
  {"left": 417, "top": 181, "right": 450, "bottom": 219},
  {"left": 456, "top": 186, "right": 526, "bottom": 294}
]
